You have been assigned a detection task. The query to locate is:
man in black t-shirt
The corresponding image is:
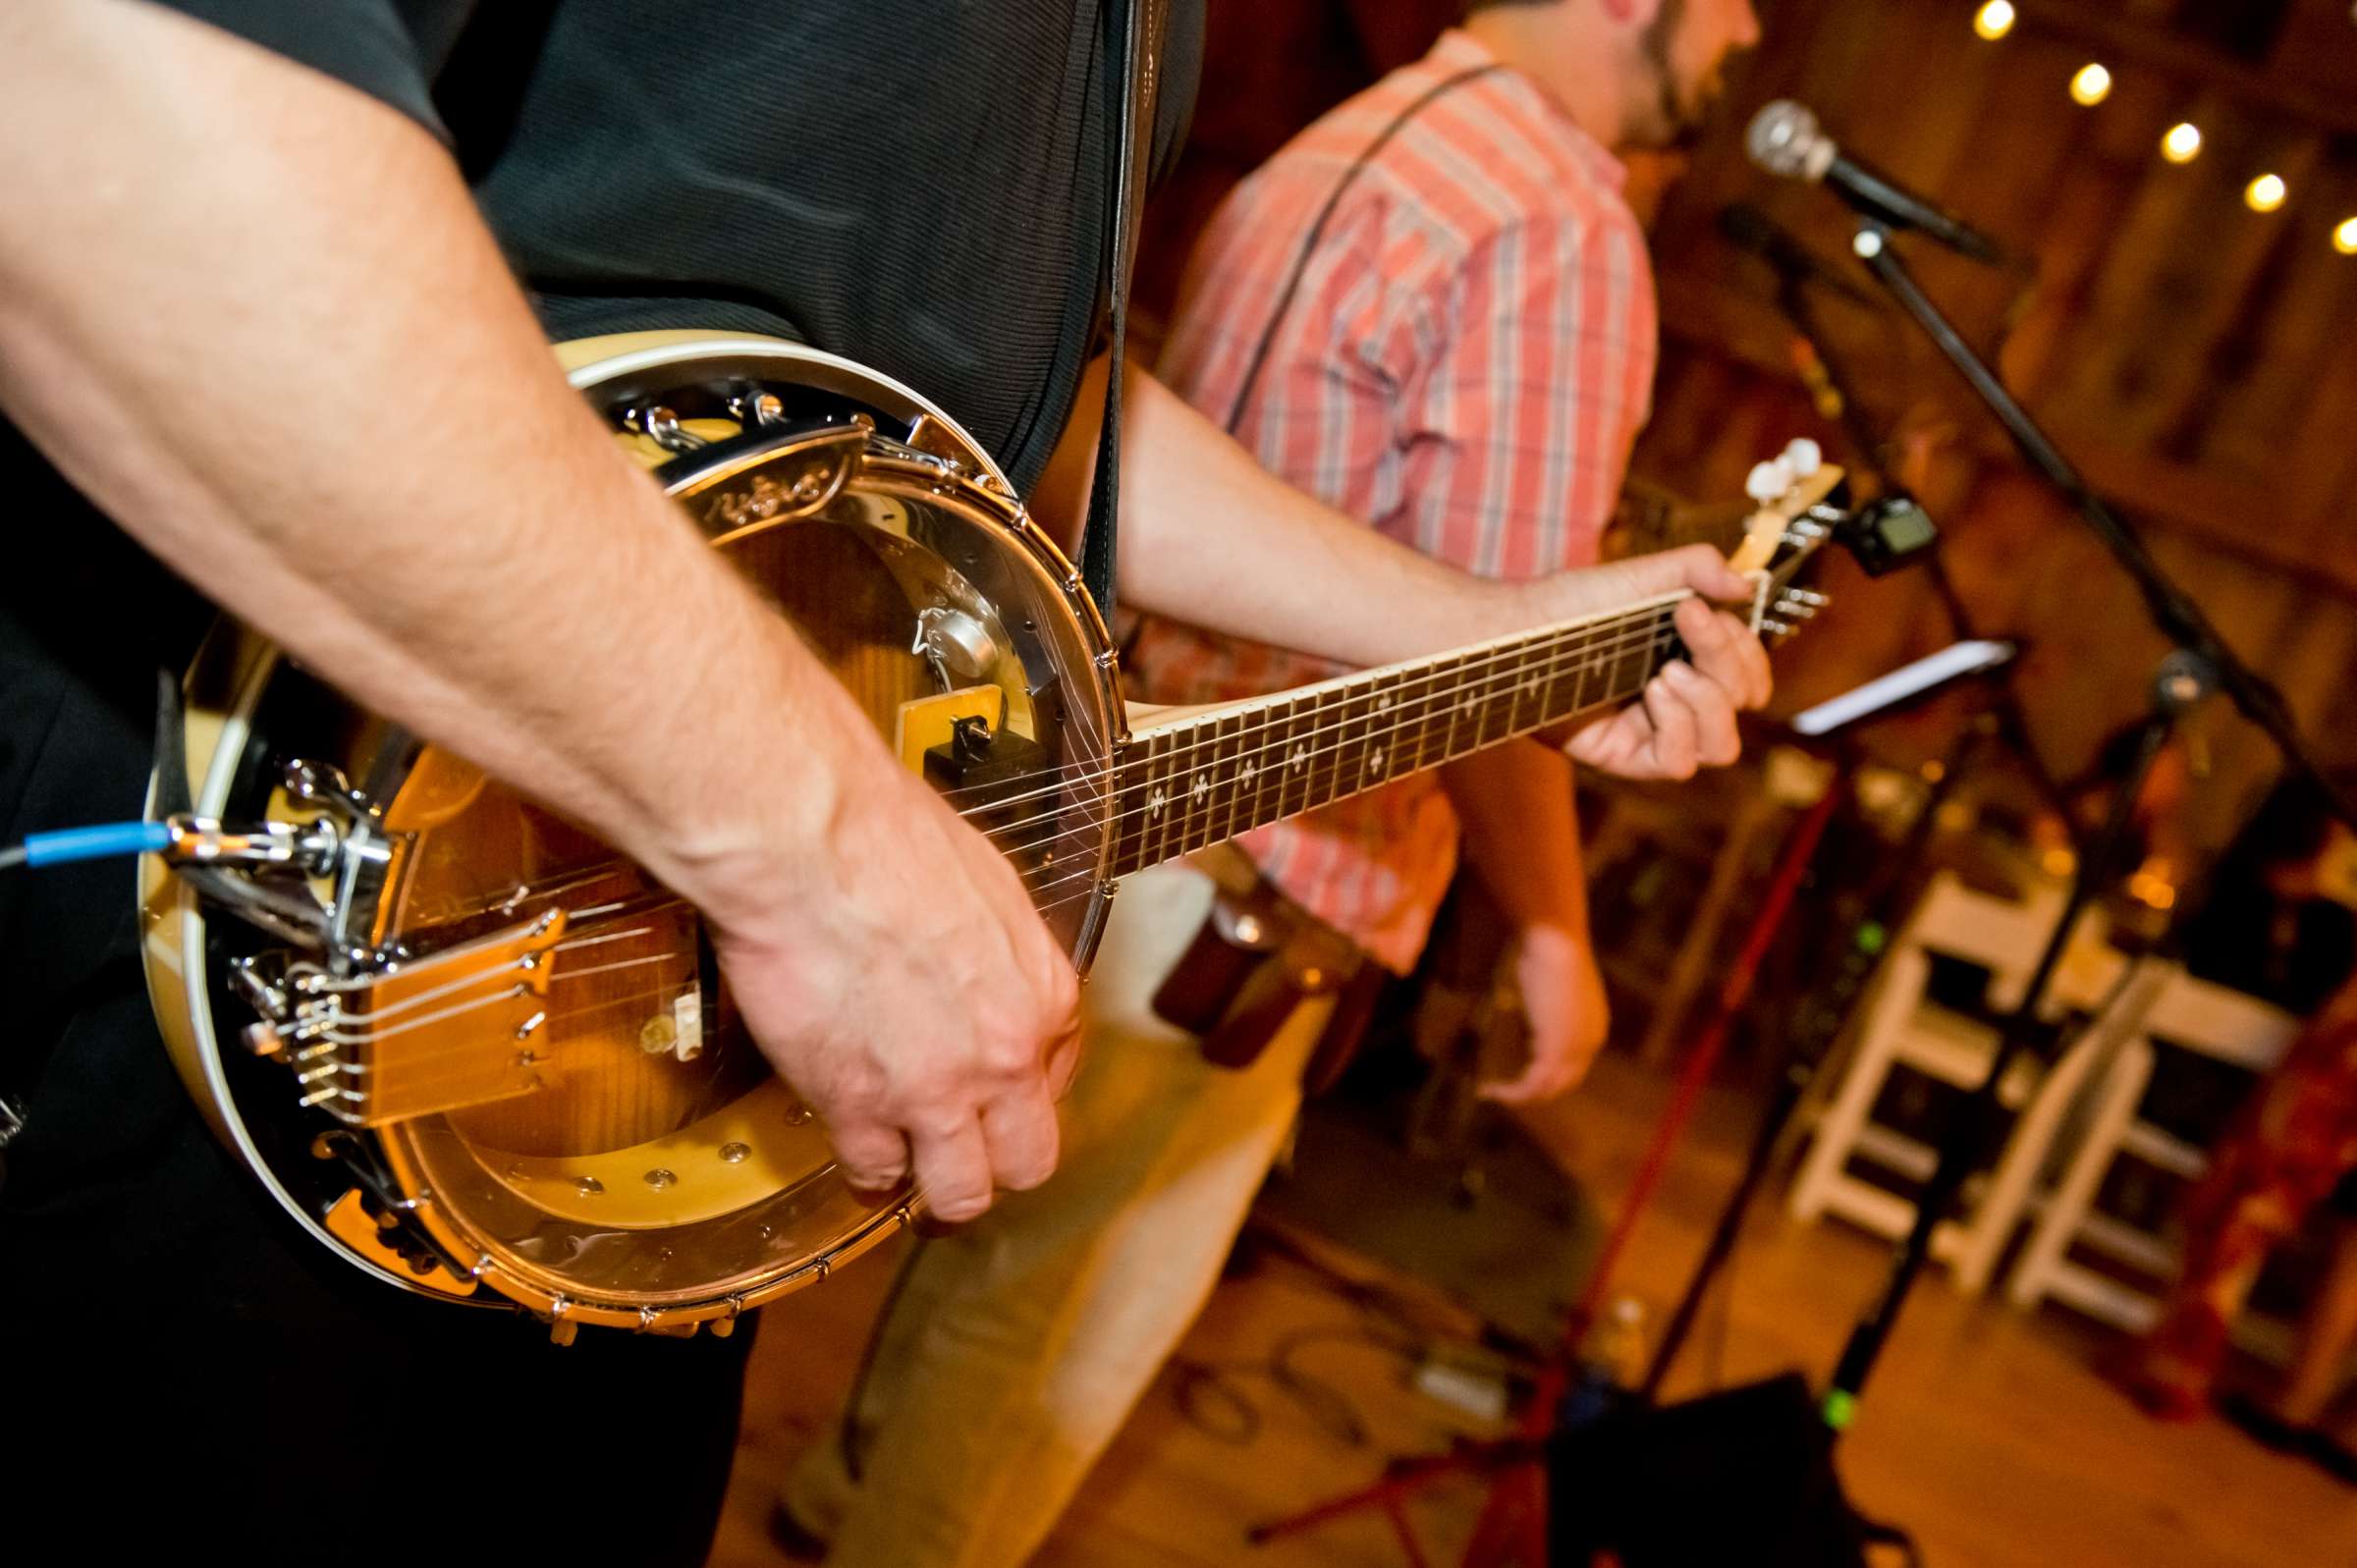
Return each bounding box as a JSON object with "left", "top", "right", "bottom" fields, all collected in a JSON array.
[{"left": 0, "top": 4, "right": 1768, "bottom": 1558}]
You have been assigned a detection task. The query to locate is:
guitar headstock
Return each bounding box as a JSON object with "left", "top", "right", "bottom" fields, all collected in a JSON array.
[{"left": 1727, "top": 439, "right": 1848, "bottom": 644}]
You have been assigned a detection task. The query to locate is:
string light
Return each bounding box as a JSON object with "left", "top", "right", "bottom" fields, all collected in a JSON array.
[
  {"left": 1974, "top": 22, "right": 2327, "bottom": 232},
  {"left": 2336, "top": 217, "right": 2357, "bottom": 255},
  {"left": 1973, "top": 1, "right": 2016, "bottom": 40}
]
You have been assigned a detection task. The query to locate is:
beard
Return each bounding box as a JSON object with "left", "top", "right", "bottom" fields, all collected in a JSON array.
[{"left": 1639, "top": 0, "right": 1722, "bottom": 150}]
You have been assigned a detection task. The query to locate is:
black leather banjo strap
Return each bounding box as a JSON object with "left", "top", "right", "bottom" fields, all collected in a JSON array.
[{"left": 1077, "top": 0, "right": 1167, "bottom": 621}]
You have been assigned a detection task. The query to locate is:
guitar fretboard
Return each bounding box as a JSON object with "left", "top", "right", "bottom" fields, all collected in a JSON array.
[{"left": 1103, "top": 594, "right": 1689, "bottom": 879}]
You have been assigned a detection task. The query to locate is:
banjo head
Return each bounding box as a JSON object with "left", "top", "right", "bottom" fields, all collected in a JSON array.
[{"left": 141, "top": 336, "right": 1124, "bottom": 1333}]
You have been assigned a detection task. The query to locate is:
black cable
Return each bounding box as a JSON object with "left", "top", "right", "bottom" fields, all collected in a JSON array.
[
  {"left": 1220, "top": 64, "right": 1504, "bottom": 436},
  {"left": 1167, "top": 1227, "right": 1519, "bottom": 1448}
]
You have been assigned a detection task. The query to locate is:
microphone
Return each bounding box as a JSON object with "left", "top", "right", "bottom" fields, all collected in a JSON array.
[
  {"left": 1718, "top": 202, "right": 1880, "bottom": 308},
  {"left": 1745, "top": 100, "right": 2010, "bottom": 266}
]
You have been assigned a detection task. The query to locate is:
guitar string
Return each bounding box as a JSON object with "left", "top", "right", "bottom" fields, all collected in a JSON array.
[
  {"left": 388, "top": 601, "right": 1686, "bottom": 933},
  {"left": 1011, "top": 625, "right": 1682, "bottom": 911},
  {"left": 934, "top": 595, "right": 1687, "bottom": 823},
  {"left": 319, "top": 619, "right": 1685, "bottom": 1067},
  {"left": 977, "top": 602, "right": 1683, "bottom": 840},
  {"left": 292, "top": 555, "right": 1817, "bottom": 1088},
  {"left": 997, "top": 618, "right": 1681, "bottom": 892}
]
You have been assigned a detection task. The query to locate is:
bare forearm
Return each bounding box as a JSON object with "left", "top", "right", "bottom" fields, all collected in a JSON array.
[
  {"left": 1034, "top": 358, "right": 1557, "bottom": 664},
  {"left": 1032, "top": 358, "right": 1747, "bottom": 673},
  {"left": 0, "top": 5, "right": 875, "bottom": 920},
  {"left": 1441, "top": 742, "right": 1591, "bottom": 939}
]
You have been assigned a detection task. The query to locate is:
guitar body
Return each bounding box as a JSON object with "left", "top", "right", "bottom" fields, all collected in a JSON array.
[{"left": 140, "top": 333, "right": 1125, "bottom": 1336}]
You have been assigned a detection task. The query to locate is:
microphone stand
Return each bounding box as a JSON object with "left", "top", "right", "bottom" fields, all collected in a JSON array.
[
  {"left": 1843, "top": 222, "right": 2353, "bottom": 829},
  {"left": 1818, "top": 216, "right": 2351, "bottom": 1427},
  {"left": 1768, "top": 262, "right": 2077, "bottom": 832}
]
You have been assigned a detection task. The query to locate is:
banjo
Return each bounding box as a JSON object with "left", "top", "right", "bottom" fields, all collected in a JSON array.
[{"left": 139, "top": 332, "right": 1843, "bottom": 1341}]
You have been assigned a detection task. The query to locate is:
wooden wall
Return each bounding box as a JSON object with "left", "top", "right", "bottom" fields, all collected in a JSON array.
[{"left": 1139, "top": 0, "right": 2357, "bottom": 863}]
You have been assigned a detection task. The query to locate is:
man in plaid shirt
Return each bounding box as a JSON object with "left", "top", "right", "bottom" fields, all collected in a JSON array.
[
  {"left": 1135, "top": 1, "right": 1759, "bottom": 1080},
  {"left": 782, "top": 4, "right": 1763, "bottom": 1562}
]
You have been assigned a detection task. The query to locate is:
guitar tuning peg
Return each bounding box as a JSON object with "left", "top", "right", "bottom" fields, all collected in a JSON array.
[
  {"left": 1745, "top": 458, "right": 1793, "bottom": 503},
  {"left": 1782, "top": 438, "right": 1823, "bottom": 477}
]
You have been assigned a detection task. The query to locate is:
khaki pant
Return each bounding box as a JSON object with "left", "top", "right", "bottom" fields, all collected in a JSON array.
[{"left": 783, "top": 863, "right": 1335, "bottom": 1567}]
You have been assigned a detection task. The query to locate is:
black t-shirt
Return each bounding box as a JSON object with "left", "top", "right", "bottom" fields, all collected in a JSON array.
[{"left": 1, "top": 3, "right": 1198, "bottom": 1555}]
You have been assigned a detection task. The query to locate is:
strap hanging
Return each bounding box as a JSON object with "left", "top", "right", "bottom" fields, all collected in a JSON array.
[{"left": 1078, "top": 0, "right": 1164, "bottom": 619}]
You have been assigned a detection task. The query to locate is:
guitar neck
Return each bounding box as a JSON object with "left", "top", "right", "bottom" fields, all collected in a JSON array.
[{"left": 1105, "top": 591, "right": 1698, "bottom": 879}]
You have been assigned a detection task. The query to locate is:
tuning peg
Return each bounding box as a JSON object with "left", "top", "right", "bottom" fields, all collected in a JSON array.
[
  {"left": 1745, "top": 458, "right": 1795, "bottom": 503},
  {"left": 1782, "top": 438, "right": 1823, "bottom": 477}
]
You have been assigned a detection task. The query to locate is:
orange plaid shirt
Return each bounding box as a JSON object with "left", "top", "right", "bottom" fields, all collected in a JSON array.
[{"left": 1129, "top": 29, "right": 1659, "bottom": 972}]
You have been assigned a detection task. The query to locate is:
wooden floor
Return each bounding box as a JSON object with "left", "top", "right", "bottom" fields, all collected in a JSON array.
[{"left": 708, "top": 1054, "right": 2357, "bottom": 1567}]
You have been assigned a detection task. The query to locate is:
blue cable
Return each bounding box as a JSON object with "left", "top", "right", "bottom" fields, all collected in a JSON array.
[{"left": 8, "top": 820, "right": 173, "bottom": 869}]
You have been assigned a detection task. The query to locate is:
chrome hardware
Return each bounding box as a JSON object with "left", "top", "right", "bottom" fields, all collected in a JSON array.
[
  {"left": 283, "top": 758, "right": 373, "bottom": 822},
  {"left": 576, "top": 1176, "right": 605, "bottom": 1197},
  {"left": 731, "top": 388, "right": 789, "bottom": 427},
  {"left": 1784, "top": 588, "right": 1832, "bottom": 608},
  {"left": 0, "top": 1093, "right": 26, "bottom": 1152},
  {"left": 167, "top": 758, "right": 402, "bottom": 958},
  {"left": 912, "top": 606, "right": 1000, "bottom": 682},
  {"left": 547, "top": 1299, "right": 577, "bottom": 1347},
  {"left": 629, "top": 404, "right": 708, "bottom": 454},
  {"left": 643, "top": 1167, "right": 678, "bottom": 1189},
  {"left": 719, "top": 1142, "right": 752, "bottom": 1164},
  {"left": 1761, "top": 618, "right": 1796, "bottom": 637},
  {"left": 159, "top": 814, "right": 343, "bottom": 877}
]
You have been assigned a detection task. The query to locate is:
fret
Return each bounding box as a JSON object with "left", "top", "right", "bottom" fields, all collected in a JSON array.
[
  {"left": 1149, "top": 728, "right": 1180, "bottom": 871},
  {"left": 1215, "top": 709, "right": 1245, "bottom": 850},
  {"left": 1501, "top": 636, "right": 1531, "bottom": 738},
  {"left": 1474, "top": 645, "right": 1513, "bottom": 756},
  {"left": 1612, "top": 607, "right": 1673, "bottom": 707},
  {"left": 1309, "top": 688, "right": 1345, "bottom": 816},
  {"left": 1344, "top": 687, "right": 1382, "bottom": 805},
  {"left": 1231, "top": 705, "right": 1266, "bottom": 844},
  {"left": 1291, "top": 690, "right": 1323, "bottom": 822},
  {"left": 1559, "top": 625, "right": 1599, "bottom": 725},
  {"left": 1438, "top": 660, "right": 1472, "bottom": 767},
  {"left": 1243, "top": 700, "right": 1276, "bottom": 839},
  {"left": 1107, "top": 744, "right": 1140, "bottom": 877},
  {"left": 1507, "top": 635, "right": 1548, "bottom": 739},
  {"left": 1172, "top": 724, "right": 1205, "bottom": 860},
  {"left": 1363, "top": 684, "right": 1398, "bottom": 792}
]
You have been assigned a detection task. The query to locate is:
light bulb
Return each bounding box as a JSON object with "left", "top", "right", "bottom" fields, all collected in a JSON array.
[{"left": 1973, "top": 1, "right": 2016, "bottom": 41}]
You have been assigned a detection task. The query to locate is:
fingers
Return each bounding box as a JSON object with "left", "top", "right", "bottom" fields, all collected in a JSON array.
[
  {"left": 1629, "top": 543, "right": 1752, "bottom": 604},
  {"left": 1043, "top": 1021, "right": 1084, "bottom": 1099},
  {"left": 1640, "top": 671, "right": 1701, "bottom": 779},
  {"left": 1564, "top": 707, "right": 1641, "bottom": 774},
  {"left": 909, "top": 1113, "right": 997, "bottom": 1222},
  {"left": 831, "top": 1115, "right": 913, "bottom": 1196},
  {"left": 1664, "top": 660, "right": 1739, "bottom": 768},
  {"left": 1674, "top": 597, "right": 1772, "bottom": 711},
  {"left": 979, "top": 1079, "right": 1062, "bottom": 1194},
  {"left": 1481, "top": 1059, "right": 1561, "bottom": 1107}
]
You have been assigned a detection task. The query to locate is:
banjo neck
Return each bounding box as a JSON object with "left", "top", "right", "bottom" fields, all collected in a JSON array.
[{"left": 1103, "top": 588, "right": 1702, "bottom": 880}]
